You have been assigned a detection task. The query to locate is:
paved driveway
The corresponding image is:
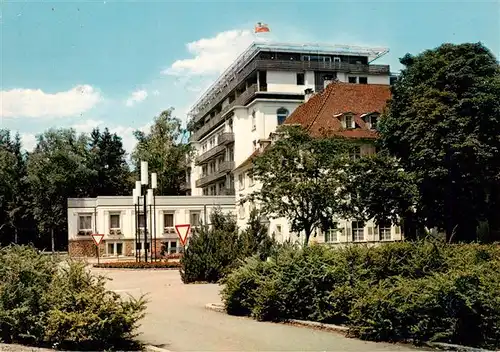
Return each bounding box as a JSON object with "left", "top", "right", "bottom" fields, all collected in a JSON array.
[{"left": 95, "top": 268, "right": 418, "bottom": 352}]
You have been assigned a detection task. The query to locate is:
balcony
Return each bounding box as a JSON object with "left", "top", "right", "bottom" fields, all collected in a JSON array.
[
  {"left": 195, "top": 161, "right": 235, "bottom": 188},
  {"left": 191, "top": 84, "right": 258, "bottom": 141},
  {"left": 190, "top": 58, "right": 390, "bottom": 127},
  {"left": 218, "top": 132, "right": 235, "bottom": 145},
  {"left": 195, "top": 132, "right": 235, "bottom": 165}
]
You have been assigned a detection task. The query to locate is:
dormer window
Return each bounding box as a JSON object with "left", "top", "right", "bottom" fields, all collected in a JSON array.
[
  {"left": 363, "top": 113, "right": 379, "bottom": 130},
  {"left": 341, "top": 114, "right": 354, "bottom": 129}
]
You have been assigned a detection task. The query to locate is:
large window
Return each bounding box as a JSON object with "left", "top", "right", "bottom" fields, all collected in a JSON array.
[
  {"left": 352, "top": 221, "right": 365, "bottom": 241},
  {"left": 164, "top": 213, "right": 174, "bottom": 229},
  {"left": 78, "top": 214, "right": 92, "bottom": 233},
  {"left": 364, "top": 114, "right": 379, "bottom": 130},
  {"left": 238, "top": 173, "right": 245, "bottom": 190},
  {"left": 349, "top": 146, "right": 361, "bottom": 161},
  {"left": 342, "top": 114, "right": 354, "bottom": 129},
  {"left": 277, "top": 108, "right": 289, "bottom": 125},
  {"left": 190, "top": 211, "right": 201, "bottom": 226},
  {"left": 109, "top": 213, "right": 120, "bottom": 229},
  {"left": 296, "top": 72, "right": 305, "bottom": 85},
  {"left": 107, "top": 242, "right": 123, "bottom": 256},
  {"left": 378, "top": 221, "right": 392, "bottom": 241}
]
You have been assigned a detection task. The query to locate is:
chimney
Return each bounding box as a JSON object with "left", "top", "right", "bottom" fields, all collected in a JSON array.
[{"left": 304, "top": 88, "right": 314, "bottom": 102}]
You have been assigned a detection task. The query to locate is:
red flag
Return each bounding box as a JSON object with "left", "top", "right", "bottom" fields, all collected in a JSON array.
[{"left": 255, "top": 22, "right": 270, "bottom": 33}]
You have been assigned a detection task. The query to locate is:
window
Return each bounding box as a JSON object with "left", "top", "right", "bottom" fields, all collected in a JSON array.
[
  {"left": 203, "top": 188, "right": 208, "bottom": 195},
  {"left": 249, "top": 172, "right": 255, "bottom": 186},
  {"left": 378, "top": 221, "right": 392, "bottom": 241},
  {"left": 365, "top": 114, "right": 379, "bottom": 130},
  {"left": 164, "top": 213, "right": 174, "bottom": 229},
  {"left": 277, "top": 107, "right": 289, "bottom": 125},
  {"left": 348, "top": 76, "right": 357, "bottom": 84},
  {"left": 138, "top": 214, "right": 145, "bottom": 228},
  {"left": 202, "top": 165, "right": 208, "bottom": 177},
  {"left": 109, "top": 214, "right": 120, "bottom": 229},
  {"left": 333, "top": 57, "right": 341, "bottom": 63},
  {"left": 107, "top": 242, "right": 123, "bottom": 256},
  {"left": 251, "top": 111, "right": 256, "bottom": 131},
  {"left": 169, "top": 240, "right": 178, "bottom": 254},
  {"left": 296, "top": 72, "right": 305, "bottom": 85},
  {"left": 275, "top": 225, "right": 282, "bottom": 235},
  {"left": 78, "top": 214, "right": 92, "bottom": 232},
  {"left": 352, "top": 221, "right": 365, "bottom": 241},
  {"left": 325, "top": 229, "right": 338, "bottom": 243},
  {"left": 190, "top": 211, "right": 201, "bottom": 226},
  {"left": 342, "top": 114, "right": 354, "bottom": 129},
  {"left": 359, "top": 77, "right": 368, "bottom": 84},
  {"left": 253, "top": 140, "right": 257, "bottom": 151},
  {"left": 349, "top": 147, "right": 361, "bottom": 161},
  {"left": 238, "top": 173, "right": 245, "bottom": 190}
]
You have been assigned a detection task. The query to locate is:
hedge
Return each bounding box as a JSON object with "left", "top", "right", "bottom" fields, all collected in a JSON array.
[
  {"left": 93, "top": 261, "right": 181, "bottom": 269},
  {"left": 221, "top": 241, "right": 500, "bottom": 350},
  {"left": 0, "top": 245, "right": 146, "bottom": 350}
]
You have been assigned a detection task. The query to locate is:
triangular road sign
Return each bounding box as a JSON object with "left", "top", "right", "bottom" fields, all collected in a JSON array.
[
  {"left": 91, "top": 234, "right": 104, "bottom": 246},
  {"left": 175, "top": 224, "right": 191, "bottom": 246}
]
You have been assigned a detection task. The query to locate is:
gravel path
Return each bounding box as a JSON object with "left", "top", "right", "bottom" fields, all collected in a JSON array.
[
  {"left": 0, "top": 344, "right": 54, "bottom": 352},
  {"left": 96, "top": 268, "right": 420, "bottom": 352}
]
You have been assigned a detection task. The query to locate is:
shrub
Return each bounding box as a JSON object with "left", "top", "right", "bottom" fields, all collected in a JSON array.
[
  {"left": 180, "top": 209, "right": 241, "bottom": 283},
  {"left": 221, "top": 240, "right": 500, "bottom": 349},
  {"left": 180, "top": 208, "right": 278, "bottom": 284},
  {"left": 0, "top": 245, "right": 147, "bottom": 350},
  {"left": 93, "top": 261, "right": 180, "bottom": 269}
]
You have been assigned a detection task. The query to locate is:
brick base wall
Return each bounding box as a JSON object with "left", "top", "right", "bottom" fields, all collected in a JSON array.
[{"left": 69, "top": 238, "right": 167, "bottom": 258}]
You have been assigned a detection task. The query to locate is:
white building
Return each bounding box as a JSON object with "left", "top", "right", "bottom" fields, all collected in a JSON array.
[
  {"left": 232, "top": 81, "right": 403, "bottom": 245},
  {"left": 67, "top": 196, "right": 235, "bottom": 257},
  {"left": 186, "top": 42, "right": 392, "bottom": 197}
]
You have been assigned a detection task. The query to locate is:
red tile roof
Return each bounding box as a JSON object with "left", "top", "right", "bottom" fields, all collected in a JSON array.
[
  {"left": 234, "top": 148, "right": 264, "bottom": 171},
  {"left": 284, "top": 82, "right": 391, "bottom": 139}
]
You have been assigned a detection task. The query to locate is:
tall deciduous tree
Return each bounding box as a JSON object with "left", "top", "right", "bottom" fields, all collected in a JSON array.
[
  {"left": 131, "top": 108, "right": 192, "bottom": 195},
  {"left": 248, "top": 126, "right": 355, "bottom": 246},
  {"left": 379, "top": 42, "right": 500, "bottom": 242},
  {"left": 27, "top": 129, "right": 95, "bottom": 251},
  {"left": 346, "top": 152, "right": 421, "bottom": 239},
  {"left": 88, "top": 128, "right": 131, "bottom": 196}
]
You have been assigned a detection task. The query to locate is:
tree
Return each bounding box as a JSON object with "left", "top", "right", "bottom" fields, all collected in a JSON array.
[
  {"left": 88, "top": 128, "right": 131, "bottom": 196},
  {"left": 238, "top": 208, "right": 275, "bottom": 260},
  {"left": 27, "top": 129, "right": 95, "bottom": 251},
  {"left": 0, "top": 130, "right": 31, "bottom": 245},
  {"left": 379, "top": 42, "right": 500, "bottom": 242},
  {"left": 345, "top": 152, "right": 421, "bottom": 239},
  {"left": 131, "top": 108, "right": 192, "bottom": 195},
  {"left": 248, "top": 126, "right": 354, "bottom": 246}
]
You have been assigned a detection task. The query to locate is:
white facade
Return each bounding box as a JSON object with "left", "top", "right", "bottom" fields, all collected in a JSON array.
[{"left": 68, "top": 196, "right": 235, "bottom": 256}]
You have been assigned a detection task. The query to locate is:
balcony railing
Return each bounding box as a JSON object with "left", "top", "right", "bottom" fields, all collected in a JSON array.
[
  {"left": 191, "top": 85, "right": 257, "bottom": 141},
  {"left": 195, "top": 144, "right": 225, "bottom": 165},
  {"left": 190, "top": 58, "right": 390, "bottom": 124},
  {"left": 195, "top": 161, "right": 235, "bottom": 188},
  {"left": 218, "top": 132, "right": 235, "bottom": 145},
  {"left": 195, "top": 132, "right": 235, "bottom": 165}
]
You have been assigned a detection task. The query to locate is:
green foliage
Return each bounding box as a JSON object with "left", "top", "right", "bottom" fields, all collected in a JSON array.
[
  {"left": 0, "top": 245, "right": 147, "bottom": 350},
  {"left": 180, "top": 209, "right": 240, "bottom": 283},
  {"left": 379, "top": 43, "right": 500, "bottom": 242},
  {"left": 221, "top": 241, "right": 500, "bottom": 349},
  {"left": 180, "top": 208, "right": 277, "bottom": 284},
  {"left": 131, "top": 108, "right": 192, "bottom": 195},
  {"left": 249, "top": 125, "right": 355, "bottom": 245}
]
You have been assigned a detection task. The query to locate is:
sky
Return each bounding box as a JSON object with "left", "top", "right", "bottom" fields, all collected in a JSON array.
[{"left": 1, "top": 0, "right": 499, "bottom": 155}]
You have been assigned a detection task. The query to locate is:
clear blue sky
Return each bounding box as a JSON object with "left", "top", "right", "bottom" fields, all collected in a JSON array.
[{"left": 1, "top": 0, "right": 498, "bottom": 153}]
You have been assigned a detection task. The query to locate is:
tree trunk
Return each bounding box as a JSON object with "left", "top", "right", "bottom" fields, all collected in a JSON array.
[
  {"left": 51, "top": 228, "right": 55, "bottom": 253},
  {"left": 304, "top": 228, "right": 312, "bottom": 246}
]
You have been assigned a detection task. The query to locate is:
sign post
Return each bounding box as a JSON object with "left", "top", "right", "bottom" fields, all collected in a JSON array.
[
  {"left": 175, "top": 224, "right": 191, "bottom": 251},
  {"left": 91, "top": 234, "right": 104, "bottom": 265}
]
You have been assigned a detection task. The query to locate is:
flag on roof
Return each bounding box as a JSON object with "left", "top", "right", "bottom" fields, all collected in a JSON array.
[{"left": 255, "top": 22, "right": 270, "bottom": 33}]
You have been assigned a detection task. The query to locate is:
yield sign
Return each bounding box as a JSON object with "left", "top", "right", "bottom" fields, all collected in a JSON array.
[
  {"left": 175, "top": 224, "right": 191, "bottom": 246},
  {"left": 91, "top": 234, "right": 104, "bottom": 246}
]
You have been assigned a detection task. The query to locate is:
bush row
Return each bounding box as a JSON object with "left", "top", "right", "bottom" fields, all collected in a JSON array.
[
  {"left": 221, "top": 241, "right": 500, "bottom": 349},
  {"left": 94, "top": 260, "right": 180, "bottom": 269},
  {"left": 0, "top": 245, "right": 147, "bottom": 350}
]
